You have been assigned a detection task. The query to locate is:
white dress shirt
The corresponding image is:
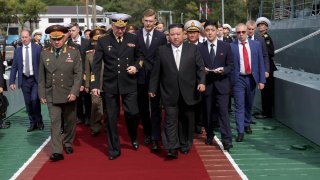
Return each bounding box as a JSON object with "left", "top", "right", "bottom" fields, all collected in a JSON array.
[
  {"left": 171, "top": 44, "right": 183, "bottom": 70},
  {"left": 23, "top": 43, "right": 34, "bottom": 76},
  {"left": 238, "top": 39, "right": 252, "bottom": 75}
]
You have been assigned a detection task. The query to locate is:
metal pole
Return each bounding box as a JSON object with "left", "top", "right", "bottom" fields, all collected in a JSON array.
[
  {"left": 76, "top": 5, "right": 79, "bottom": 23},
  {"left": 86, "top": 0, "right": 89, "bottom": 29},
  {"left": 169, "top": 11, "right": 172, "bottom": 24},
  {"left": 92, "top": 0, "right": 96, "bottom": 28},
  {"left": 181, "top": 12, "right": 184, "bottom": 24},
  {"left": 221, "top": 0, "right": 225, "bottom": 24}
]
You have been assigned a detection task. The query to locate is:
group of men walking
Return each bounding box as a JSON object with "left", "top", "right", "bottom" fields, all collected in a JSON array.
[{"left": 4, "top": 8, "right": 276, "bottom": 161}]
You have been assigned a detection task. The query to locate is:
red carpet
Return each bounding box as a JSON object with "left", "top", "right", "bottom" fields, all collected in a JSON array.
[{"left": 33, "top": 112, "right": 210, "bottom": 180}]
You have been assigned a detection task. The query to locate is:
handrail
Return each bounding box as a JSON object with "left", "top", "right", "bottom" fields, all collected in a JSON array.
[{"left": 275, "top": 28, "right": 320, "bottom": 54}]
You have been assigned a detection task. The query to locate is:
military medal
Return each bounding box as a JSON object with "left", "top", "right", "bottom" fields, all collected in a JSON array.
[
  {"left": 46, "top": 59, "right": 50, "bottom": 65},
  {"left": 107, "top": 45, "right": 112, "bottom": 51}
]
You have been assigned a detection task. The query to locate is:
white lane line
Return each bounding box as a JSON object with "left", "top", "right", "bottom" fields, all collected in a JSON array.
[
  {"left": 9, "top": 136, "right": 51, "bottom": 180},
  {"left": 214, "top": 136, "right": 248, "bottom": 180}
]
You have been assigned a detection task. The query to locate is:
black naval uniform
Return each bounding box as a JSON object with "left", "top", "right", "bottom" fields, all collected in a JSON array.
[
  {"left": 260, "top": 32, "right": 277, "bottom": 117},
  {"left": 91, "top": 31, "right": 143, "bottom": 157}
]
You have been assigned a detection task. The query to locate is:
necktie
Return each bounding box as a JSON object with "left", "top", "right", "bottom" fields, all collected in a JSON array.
[
  {"left": 146, "top": 32, "right": 150, "bottom": 49},
  {"left": 241, "top": 42, "right": 251, "bottom": 74},
  {"left": 210, "top": 44, "right": 215, "bottom": 63},
  {"left": 248, "top": 36, "right": 252, "bottom": 40},
  {"left": 25, "top": 46, "right": 30, "bottom": 77},
  {"left": 175, "top": 49, "right": 181, "bottom": 70},
  {"left": 55, "top": 48, "right": 61, "bottom": 59}
]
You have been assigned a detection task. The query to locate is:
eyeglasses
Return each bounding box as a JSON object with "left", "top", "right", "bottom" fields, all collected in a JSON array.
[{"left": 236, "top": 31, "right": 246, "bottom": 34}]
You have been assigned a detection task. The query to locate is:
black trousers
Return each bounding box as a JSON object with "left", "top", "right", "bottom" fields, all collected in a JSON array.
[
  {"left": 77, "top": 91, "right": 91, "bottom": 122},
  {"left": 137, "top": 83, "right": 162, "bottom": 141},
  {"left": 103, "top": 91, "right": 139, "bottom": 156},
  {"left": 261, "top": 73, "right": 274, "bottom": 117},
  {"left": 163, "top": 96, "right": 195, "bottom": 151},
  {"left": 203, "top": 84, "right": 232, "bottom": 144}
]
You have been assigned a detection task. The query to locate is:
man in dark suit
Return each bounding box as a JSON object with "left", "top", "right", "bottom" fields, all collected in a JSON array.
[
  {"left": 9, "top": 29, "right": 43, "bottom": 132},
  {"left": 136, "top": 9, "right": 167, "bottom": 151},
  {"left": 149, "top": 24, "right": 206, "bottom": 159},
  {"left": 38, "top": 25, "right": 82, "bottom": 161},
  {"left": 68, "top": 23, "right": 92, "bottom": 124},
  {"left": 230, "top": 23, "right": 266, "bottom": 142},
  {"left": 255, "top": 17, "right": 277, "bottom": 119},
  {"left": 198, "top": 20, "right": 234, "bottom": 151},
  {"left": 91, "top": 13, "right": 143, "bottom": 160}
]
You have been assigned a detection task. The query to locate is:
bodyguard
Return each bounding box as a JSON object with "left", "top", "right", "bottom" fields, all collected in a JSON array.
[{"left": 38, "top": 25, "right": 82, "bottom": 161}]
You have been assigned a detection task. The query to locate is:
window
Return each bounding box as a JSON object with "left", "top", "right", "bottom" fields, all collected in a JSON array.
[
  {"left": 71, "top": 18, "right": 84, "bottom": 23},
  {"left": 48, "top": 18, "right": 64, "bottom": 23},
  {"left": 91, "top": 18, "right": 104, "bottom": 23}
]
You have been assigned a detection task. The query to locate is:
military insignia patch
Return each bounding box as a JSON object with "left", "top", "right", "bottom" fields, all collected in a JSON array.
[
  {"left": 91, "top": 74, "right": 95, "bottom": 82},
  {"left": 46, "top": 59, "right": 50, "bottom": 65},
  {"left": 139, "top": 60, "right": 144, "bottom": 67}
]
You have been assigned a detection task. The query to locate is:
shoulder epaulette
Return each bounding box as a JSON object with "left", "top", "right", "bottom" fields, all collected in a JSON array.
[{"left": 43, "top": 47, "right": 50, "bottom": 51}]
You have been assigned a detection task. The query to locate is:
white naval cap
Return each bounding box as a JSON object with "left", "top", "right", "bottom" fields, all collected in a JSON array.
[
  {"left": 32, "top": 29, "right": 42, "bottom": 37},
  {"left": 256, "top": 17, "right": 271, "bottom": 28},
  {"left": 223, "top": 24, "right": 232, "bottom": 31},
  {"left": 108, "top": 13, "right": 132, "bottom": 27},
  {"left": 184, "top": 20, "right": 203, "bottom": 32}
]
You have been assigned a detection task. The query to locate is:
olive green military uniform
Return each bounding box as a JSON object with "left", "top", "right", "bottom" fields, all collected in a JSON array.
[
  {"left": 38, "top": 45, "right": 82, "bottom": 154},
  {"left": 85, "top": 49, "right": 105, "bottom": 134}
]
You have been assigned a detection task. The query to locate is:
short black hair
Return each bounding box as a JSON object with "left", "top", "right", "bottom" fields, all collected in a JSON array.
[
  {"left": 84, "top": 29, "right": 91, "bottom": 33},
  {"left": 204, "top": 20, "right": 218, "bottom": 29},
  {"left": 168, "top": 23, "right": 184, "bottom": 30},
  {"left": 199, "top": 18, "right": 207, "bottom": 23}
]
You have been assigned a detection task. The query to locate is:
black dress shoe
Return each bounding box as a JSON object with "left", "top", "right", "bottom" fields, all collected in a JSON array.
[
  {"left": 132, "top": 140, "right": 139, "bottom": 150},
  {"left": 223, "top": 143, "right": 233, "bottom": 151},
  {"left": 205, "top": 137, "right": 213, "bottom": 145},
  {"left": 151, "top": 141, "right": 160, "bottom": 152},
  {"left": 255, "top": 114, "right": 271, "bottom": 119},
  {"left": 37, "top": 122, "right": 44, "bottom": 130},
  {"left": 108, "top": 153, "right": 121, "bottom": 160},
  {"left": 167, "top": 149, "right": 178, "bottom": 159},
  {"left": 91, "top": 131, "right": 100, "bottom": 137},
  {"left": 50, "top": 153, "right": 64, "bottom": 161},
  {"left": 244, "top": 126, "right": 252, "bottom": 134},
  {"left": 236, "top": 133, "right": 244, "bottom": 142},
  {"left": 27, "top": 125, "right": 37, "bottom": 132},
  {"left": 65, "top": 147, "right": 73, "bottom": 154},
  {"left": 144, "top": 135, "right": 151, "bottom": 145}
]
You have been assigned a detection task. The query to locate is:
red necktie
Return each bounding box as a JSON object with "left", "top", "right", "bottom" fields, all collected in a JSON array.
[{"left": 241, "top": 42, "right": 251, "bottom": 74}]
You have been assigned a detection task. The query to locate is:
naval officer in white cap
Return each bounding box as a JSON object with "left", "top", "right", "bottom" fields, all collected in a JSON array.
[
  {"left": 255, "top": 17, "right": 277, "bottom": 120},
  {"left": 184, "top": 20, "right": 203, "bottom": 45},
  {"left": 91, "top": 13, "right": 144, "bottom": 160}
]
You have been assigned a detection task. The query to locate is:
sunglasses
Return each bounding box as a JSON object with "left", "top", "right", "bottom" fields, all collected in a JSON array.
[{"left": 236, "top": 31, "right": 246, "bottom": 34}]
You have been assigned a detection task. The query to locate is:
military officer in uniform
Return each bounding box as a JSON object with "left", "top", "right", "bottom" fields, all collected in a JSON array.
[
  {"left": 222, "top": 24, "right": 233, "bottom": 43},
  {"left": 91, "top": 13, "right": 143, "bottom": 160},
  {"left": 184, "top": 20, "right": 204, "bottom": 134},
  {"left": 84, "top": 28, "right": 107, "bottom": 136},
  {"left": 38, "top": 25, "right": 82, "bottom": 161},
  {"left": 255, "top": 17, "right": 277, "bottom": 119}
]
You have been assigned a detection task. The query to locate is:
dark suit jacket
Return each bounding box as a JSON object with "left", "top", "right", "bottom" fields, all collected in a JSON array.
[
  {"left": 253, "top": 34, "right": 270, "bottom": 72},
  {"left": 149, "top": 42, "right": 206, "bottom": 106},
  {"left": 198, "top": 40, "right": 233, "bottom": 95},
  {"left": 136, "top": 29, "right": 167, "bottom": 84},
  {"left": 261, "top": 32, "right": 277, "bottom": 72},
  {"left": 230, "top": 39, "right": 266, "bottom": 85},
  {"left": 91, "top": 32, "right": 143, "bottom": 94},
  {"left": 9, "top": 43, "right": 42, "bottom": 88}
]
